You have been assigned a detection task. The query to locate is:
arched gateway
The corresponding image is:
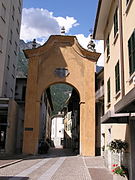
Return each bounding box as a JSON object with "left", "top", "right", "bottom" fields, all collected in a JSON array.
[{"left": 23, "top": 35, "right": 100, "bottom": 156}]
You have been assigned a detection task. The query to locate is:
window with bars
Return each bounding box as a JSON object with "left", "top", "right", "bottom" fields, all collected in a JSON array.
[
  {"left": 106, "top": 34, "right": 110, "bottom": 57},
  {"left": 114, "top": 8, "right": 118, "bottom": 37},
  {"left": 128, "top": 30, "right": 135, "bottom": 75},
  {"left": 115, "top": 61, "right": 120, "bottom": 93},
  {"left": 107, "top": 78, "right": 111, "bottom": 103}
]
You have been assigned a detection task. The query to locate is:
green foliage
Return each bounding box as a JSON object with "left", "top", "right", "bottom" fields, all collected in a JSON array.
[
  {"left": 17, "top": 50, "right": 28, "bottom": 76},
  {"left": 108, "top": 139, "right": 128, "bottom": 153},
  {"left": 50, "top": 84, "right": 72, "bottom": 115},
  {"left": 112, "top": 164, "right": 128, "bottom": 177}
]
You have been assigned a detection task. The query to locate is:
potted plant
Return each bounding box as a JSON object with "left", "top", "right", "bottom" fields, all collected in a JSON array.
[
  {"left": 108, "top": 139, "right": 128, "bottom": 178},
  {"left": 108, "top": 139, "right": 128, "bottom": 153},
  {"left": 112, "top": 164, "right": 129, "bottom": 178}
]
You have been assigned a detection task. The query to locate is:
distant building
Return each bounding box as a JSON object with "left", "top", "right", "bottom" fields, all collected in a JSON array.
[
  {"left": 64, "top": 111, "right": 72, "bottom": 148},
  {"left": 51, "top": 114, "right": 64, "bottom": 148},
  {"left": 15, "top": 77, "right": 53, "bottom": 153},
  {"left": 63, "top": 89, "right": 80, "bottom": 154}
]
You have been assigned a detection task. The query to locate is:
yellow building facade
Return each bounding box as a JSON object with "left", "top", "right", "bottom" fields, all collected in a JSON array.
[{"left": 94, "top": 0, "right": 135, "bottom": 179}]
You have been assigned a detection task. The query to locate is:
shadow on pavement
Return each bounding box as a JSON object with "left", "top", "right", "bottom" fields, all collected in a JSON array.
[
  {"left": 0, "top": 154, "right": 29, "bottom": 160},
  {"left": 0, "top": 148, "right": 77, "bottom": 161},
  {"left": 0, "top": 177, "right": 29, "bottom": 180}
]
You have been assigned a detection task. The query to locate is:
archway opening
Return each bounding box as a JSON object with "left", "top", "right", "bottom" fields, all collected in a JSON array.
[{"left": 38, "top": 83, "right": 80, "bottom": 155}]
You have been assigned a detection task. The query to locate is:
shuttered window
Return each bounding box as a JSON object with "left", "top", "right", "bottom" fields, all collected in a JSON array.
[
  {"left": 128, "top": 30, "right": 135, "bottom": 75},
  {"left": 126, "top": 0, "right": 130, "bottom": 5},
  {"left": 107, "top": 78, "right": 111, "bottom": 103},
  {"left": 115, "top": 61, "right": 120, "bottom": 93},
  {"left": 114, "top": 8, "right": 118, "bottom": 37},
  {"left": 106, "top": 34, "right": 110, "bottom": 57}
]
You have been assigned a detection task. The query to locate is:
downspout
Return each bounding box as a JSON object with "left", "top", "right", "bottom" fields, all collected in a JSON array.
[{"left": 119, "top": 0, "right": 125, "bottom": 97}]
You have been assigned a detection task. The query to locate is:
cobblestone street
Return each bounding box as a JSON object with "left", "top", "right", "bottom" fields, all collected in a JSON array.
[{"left": 0, "top": 148, "right": 115, "bottom": 180}]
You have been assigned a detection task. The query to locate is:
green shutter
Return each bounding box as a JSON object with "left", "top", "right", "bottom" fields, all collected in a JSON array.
[
  {"left": 115, "top": 61, "right": 120, "bottom": 93},
  {"left": 114, "top": 8, "right": 118, "bottom": 37},
  {"left": 128, "top": 30, "right": 135, "bottom": 75},
  {"left": 106, "top": 35, "right": 110, "bottom": 56},
  {"left": 107, "top": 78, "right": 110, "bottom": 103}
]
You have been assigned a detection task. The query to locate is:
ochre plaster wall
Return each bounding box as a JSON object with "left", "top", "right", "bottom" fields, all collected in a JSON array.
[
  {"left": 5, "top": 99, "right": 18, "bottom": 154},
  {"left": 23, "top": 35, "right": 100, "bottom": 156}
]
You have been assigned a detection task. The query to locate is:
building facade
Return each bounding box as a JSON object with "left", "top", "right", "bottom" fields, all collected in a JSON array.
[
  {"left": 51, "top": 114, "right": 64, "bottom": 148},
  {"left": 0, "top": 0, "right": 22, "bottom": 98},
  {"left": 0, "top": 0, "right": 23, "bottom": 153},
  {"left": 94, "top": 0, "right": 135, "bottom": 179}
]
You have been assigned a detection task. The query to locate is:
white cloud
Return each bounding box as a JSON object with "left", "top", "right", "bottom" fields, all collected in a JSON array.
[
  {"left": 20, "top": 8, "right": 104, "bottom": 66},
  {"left": 55, "top": 16, "right": 79, "bottom": 33},
  {"left": 76, "top": 34, "right": 90, "bottom": 49},
  {"left": 76, "top": 34, "right": 104, "bottom": 66},
  {"left": 95, "top": 40, "right": 104, "bottom": 66},
  {"left": 20, "top": 8, "right": 79, "bottom": 43}
]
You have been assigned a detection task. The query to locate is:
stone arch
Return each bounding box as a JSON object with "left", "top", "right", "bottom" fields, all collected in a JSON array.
[
  {"left": 41, "top": 81, "right": 81, "bottom": 101},
  {"left": 22, "top": 35, "right": 100, "bottom": 156}
]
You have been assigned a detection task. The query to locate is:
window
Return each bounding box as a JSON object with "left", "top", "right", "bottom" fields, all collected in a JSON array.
[
  {"left": 12, "top": 6, "right": 15, "bottom": 20},
  {"left": 12, "top": 64, "right": 15, "bottom": 78},
  {"left": 9, "top": 30, "right": 13, "bottom": 44},
  {"left": 19, "top": 0, "right": 22, "bottom": 7},
  {"left": 128, "top": 30, "right": 135, "bottom": 75},
  {"left": 17, "top": 19, "right": 19, "bottom": 28},
  {"left": 7, "top": 55, "right": 10, "bottom": 69},
  {"left": 115, "top": 61, "right": 120, "bottom": 93},
  {"left": 106, "top": 34, "right": 110, "bottom": 57},
  {"left": 126, "top": 0, "right": 130, "bottom": 5},
  {"left": 0, "top": 36, "right": 3, "bottom": 52},
  {"left": 18, "top": 6, "right": 21, "bottom": 14},
  {"left": 5, "top": 82, "right": 7, "bottom": 96},
  {"left": 16, "top": 20, "right": 20, "bottom": 35},
  {"left": 14, "top": 42, "right": 18, "bottom": 55},
  {"left": 107, "top": 78, "right": 111, "bottom": 103},
  {"left": 11, "top": 88, "right": 14, "bottom": 97},
  {"left": 114, "top": 8, "right": 118, "bottom": 37},
  {"left": 1, "top": 3, "right": 6, "bottom": 22},
  {"left": 22, "top": 86, "right": 26, "bottom": 100}
]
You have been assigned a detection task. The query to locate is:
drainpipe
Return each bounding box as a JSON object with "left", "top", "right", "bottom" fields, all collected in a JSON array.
[{"left": 119, "top": 0, "right": 125, "bottom": 97}]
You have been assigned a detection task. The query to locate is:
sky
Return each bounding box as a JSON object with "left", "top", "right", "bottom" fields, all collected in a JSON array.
[{"left": 20, "top": 0, "right": 104, "bottom": 66}]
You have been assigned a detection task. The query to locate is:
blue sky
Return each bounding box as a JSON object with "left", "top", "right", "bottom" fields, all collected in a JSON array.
[
  {"left": 23, "top": 0, "right": 98, "bottom": 37},
  {"left": 21, "top": 0, "right": 104, "bottom": 66}
]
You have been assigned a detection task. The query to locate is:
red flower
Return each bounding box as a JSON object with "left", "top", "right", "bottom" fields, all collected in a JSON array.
[
  {"left": 112, "top": 164, "right": 116, "bottom": 167},
  {"left": 112, "top": 169, "right": 115, "bottom": 172}
]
